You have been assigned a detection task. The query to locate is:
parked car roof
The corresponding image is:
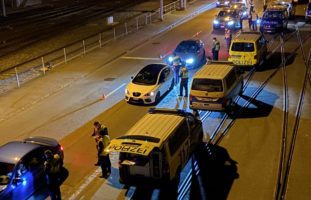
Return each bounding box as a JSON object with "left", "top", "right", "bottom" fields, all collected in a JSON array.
[
  {"left": 23, "top": 136, "right": 59, "bottom": 147},
  {"left": 0, "top": 142, "right": 40, "bottom": 164}
]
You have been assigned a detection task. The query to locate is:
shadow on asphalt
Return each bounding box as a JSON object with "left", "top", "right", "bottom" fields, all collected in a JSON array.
[
  {"left": 257, "top": 52, "right": 295, "bottom": 72},
  {"left": 189, "top": 143, "right": 239, "bottom": 200}
]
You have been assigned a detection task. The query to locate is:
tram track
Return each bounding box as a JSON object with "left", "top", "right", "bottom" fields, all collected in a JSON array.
[
  {"left": 0, "top": 0, "right": 142, "bottom": 57},
  {"left": 176, "top": 29, "right": 311, "bottom": 200}
]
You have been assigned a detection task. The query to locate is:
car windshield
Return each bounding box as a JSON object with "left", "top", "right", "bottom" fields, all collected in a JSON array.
[
  {"left": 263, "top": 11, "right": 283, "bottom": 19},
  {"left": 192, "top": 78, "right": 223, "bottom": 92},
  {"left": 175, "top": 41, "right": 199, "bottom": 53},
  {"left": 0, "top": 162, "right": 15, "bottom": 185},
  {"left": 132, "top": 65, "right": 163, "bottom": 85},
  {"left": 231, "top": 42, "right": 255, "bottom": 52},
  {"left": 218, "top": 10, "right": 237, "bottom": 18}
]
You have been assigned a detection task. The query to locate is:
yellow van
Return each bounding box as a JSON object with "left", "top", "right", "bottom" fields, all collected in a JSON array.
[
  {"left": 189, "top": 62, "right": 243, "bottom": 111},
  {"left": 228, "top": 32, "right": 268, "bottom": 67},
  {"left": 105, "top": 108, "right": 203, "bottom": 187}
]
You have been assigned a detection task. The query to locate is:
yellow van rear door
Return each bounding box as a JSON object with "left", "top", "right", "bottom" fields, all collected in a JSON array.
[{"left": 105, "top": 139, "right": 155, "bottom": 156}]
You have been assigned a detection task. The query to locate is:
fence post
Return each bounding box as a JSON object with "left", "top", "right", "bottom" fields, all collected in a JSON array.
[
  {"left": 64, "top": 48, "right": 67, "bottom": 63},
  {"left": 41, "top": 57, "right": 46, "bottom": 75},
  {"left": 14, "top": 67, "right": 20, "bottom": 88},
  {"left": 99, "top": 33, "right": 102, "bottom": 48},
  {"left": 83, "top": 40, "right": 86, "bottom": 55},
  {"left": 136, "top": 17, "right": 139, "bottom": 30},
  {"left": 125, "top": 23, "right": 128, "bottom": 35},
  {"left": 113, "top": 27, "right": 116, "bottom": 40},
  {"left": 145, "top": 14, "right": 148, "bottom": 25}
]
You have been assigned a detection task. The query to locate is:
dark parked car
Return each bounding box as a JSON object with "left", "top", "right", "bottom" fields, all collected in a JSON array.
[
  {"left": 168, "top": 39, "right": 206, "bottom": 69},
  {"left": 213, "top": 8, "right": 242, "bottom": 30},
  {"left": 0, "top": 137, "right": 64, "bottom": 199},
  {"left": 306, "top": 2, "right": 311, "bottom": 23},
  {"left": 260, "top": 6, "right": 288, "bottom": 33}
]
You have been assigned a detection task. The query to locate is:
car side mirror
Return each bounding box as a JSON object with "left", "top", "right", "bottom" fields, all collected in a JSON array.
[{"left": 13, "top": 177, "right": 23, "bottom": 185}]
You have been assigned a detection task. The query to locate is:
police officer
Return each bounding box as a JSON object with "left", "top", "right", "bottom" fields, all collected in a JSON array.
[
  {"left": 224, "top": 28, "right": 232, "bottom": 51},
  {"left": 44, "top": 150, "right": 62, "bottom": 200},
  {"left": 92, "top": 121, "right": 108, "bottom": 166},
  {"left": 212, "top": 37, "right": 220, "bottom": 60},
  {"left": 171, "top": 54, "right": 182, "bottom": 85},
  {"left": 97, "top": 130, "right": 111, "bottom": 178},
  {"left": 179, "top": 65, "right": 188, "bottom": 97}
]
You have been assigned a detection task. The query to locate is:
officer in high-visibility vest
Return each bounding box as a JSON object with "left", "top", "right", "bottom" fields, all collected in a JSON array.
[
  {"left": 92, "top": 121, "right": 108, "bottom": 166},
  {"left": 224, "top": 28, "right": 232, "bottom": 51},
  {"left": 96, "top": 125, "right": 111, "bottom": 178},
  {"left": 179, "top": 65, "right": 189, "bottom": 97},
  {"left": 172, "top": 54, "right": 182, "bottom": 85}
]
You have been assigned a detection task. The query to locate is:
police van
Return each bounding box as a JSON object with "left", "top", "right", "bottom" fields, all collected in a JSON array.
[
  {"left": 228, "top": 32, "right": 268, "bottom": 67},
  {"left": 189, "top": 62, "right": 243, "bottom": 111},
  {"left": 105, "top": 108, "right": 203, "bottom": 187}
]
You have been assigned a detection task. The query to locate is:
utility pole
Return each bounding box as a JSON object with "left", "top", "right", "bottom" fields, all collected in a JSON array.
[
  {"left": 1, "top": 0, "right": 7, "bottom": 17},
  {"left": 160, "top": 0, "right": 163, "bottom": 21}
]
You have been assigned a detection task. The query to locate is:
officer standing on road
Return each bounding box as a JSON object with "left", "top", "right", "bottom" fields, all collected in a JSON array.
[
  {"left": 44, "top": 150, "right": 62, "bottom": 200},
  {"left": 97, "top": 129, "right": 111, "bottom": 178},
  {"left": 179, "top": 65, "right": 189, "bottom": 97},
  {"left": 212, "top": 37, "right": 220, "bottom": 60},
  {"left": 171, "top": 54, "right": 182, "bottom": 85},
  {"left": 224, "top": 28, "right": 232, "bottom": 51},
  {"left": 92, "top": 121, "right": 108, "bottom": 166}
]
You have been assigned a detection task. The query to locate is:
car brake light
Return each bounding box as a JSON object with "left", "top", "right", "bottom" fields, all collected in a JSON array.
[
  {"left": 60, "top": 146, "right": 64, "bottom": 151},
  {"left": 189, "top": 94, "right": 193, "bottom": 101}
]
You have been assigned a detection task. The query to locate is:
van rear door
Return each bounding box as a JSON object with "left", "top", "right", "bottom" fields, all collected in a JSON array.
[{"left": 230, "top": 42, "right": 256, "bottom": 66}]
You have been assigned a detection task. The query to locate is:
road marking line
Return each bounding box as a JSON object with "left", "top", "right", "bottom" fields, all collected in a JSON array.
[
  {"left": 68, "top": 84, "right": 125, "bottom": 200},
  {"left": 121, "top": 56, "right": 162, "bottom": 61}
]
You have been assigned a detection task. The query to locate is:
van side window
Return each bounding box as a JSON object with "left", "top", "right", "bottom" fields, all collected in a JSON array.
[
  {"left": 168, "top": 121, "right": 189, "bottom": 155},
  {"left": 225, "top": 70, "right": 237, "bottom": 90}
]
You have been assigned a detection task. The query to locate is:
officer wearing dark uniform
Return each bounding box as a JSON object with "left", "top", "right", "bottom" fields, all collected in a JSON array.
[
  {"left": 44, "top": 150, "right": 62, "bottom": 200},
  {"left": 97, "top": 130, "right": 111, "bottom": 178},
  {"left": 179, "top": 65, "right": 189, "bottom": 97},
  {"left": 172, "top": 54, "right": 182, "bottom": 85}
]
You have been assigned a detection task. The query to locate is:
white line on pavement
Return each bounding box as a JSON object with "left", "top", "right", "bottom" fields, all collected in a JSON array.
[
  {"left": 68, "top": 84, "right": 125, "bottom": 200},
  {"left": 121, "top": 56, "right": 162, "bottom": 61}
]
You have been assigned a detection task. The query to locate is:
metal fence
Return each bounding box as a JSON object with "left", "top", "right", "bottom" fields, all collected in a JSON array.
[{"left": 6, "top": 0, "right": 185, "bottom": 88}]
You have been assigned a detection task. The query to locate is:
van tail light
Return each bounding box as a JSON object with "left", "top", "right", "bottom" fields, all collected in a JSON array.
[{"left": 60, "top": 145, "right": 64, "bottom": 151}]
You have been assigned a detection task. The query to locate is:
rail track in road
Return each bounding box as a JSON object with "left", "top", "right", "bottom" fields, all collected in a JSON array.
[
  {"left": 175, "top": 29, "right": 311, "bottom": 200},
  {"left": 0, "top": 0, "right": 143, "bottom": 57},
  {"left": 276, "top": 30, "right": 311, "bottom": 200}
]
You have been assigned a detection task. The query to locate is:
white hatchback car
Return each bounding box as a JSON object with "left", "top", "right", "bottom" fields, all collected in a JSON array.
[{"left": 125, "top": 64, "right": 174, "bottom": 104}]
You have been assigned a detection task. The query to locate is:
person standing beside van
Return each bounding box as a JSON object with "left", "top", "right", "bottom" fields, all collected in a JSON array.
[
  {"left": 97, "top": 130, "right": 111, "bottom": 178},
  {"left": 171, "top": 54, "right": 182, "bottom": 85},
  {"left": 92, "top": 121, "right": 108, "bottom": 166},
  {"left": 179, "top": 65, "right": 189, "bottom": 97},
  {"left": 251, "top": 10, "right": 258, "bottom": 31},
  {"left": 212, "top": 37, "right": 220, "bottom": 60},
  {"left": 224, "top": 28, "right": 232, "bottom": 51}
]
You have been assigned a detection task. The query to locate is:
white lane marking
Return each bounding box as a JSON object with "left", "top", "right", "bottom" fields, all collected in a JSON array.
[
  {"left": 121, "top": 56, "right": 162, "bottom": 61},
  {"left": 105, "top": 83, "right": 126, "bottom": 98},
  {"left": 68, "top": 84, "right": 125, "bottom": 200},
  {"left": 69, "top": 168, "right": 102, "bottom": 200}
]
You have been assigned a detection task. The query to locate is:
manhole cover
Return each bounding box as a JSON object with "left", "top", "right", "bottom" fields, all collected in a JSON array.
[{"left": 104, "top": 78, "right": 116, "bottom": 81}]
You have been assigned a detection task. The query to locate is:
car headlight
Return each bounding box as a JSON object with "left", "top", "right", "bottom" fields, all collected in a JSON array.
[
  {"left": 256, "top": 19, "right": 261, "bottom": 24},
  {"left": 125, "top": 88, "right": 130, "bottom": 95},
  {"left": 227, "top": 21, "right": 234, "bottom": 26},
  {"left": 213, "top": 20, "right": 219, "bottom": 24},
  {"left": 243, "top": 11, "right": 247, "bottom": 16},
  {"left": 168, "top": 56, "right": 174, "bottom": 63},
  {"left": 186, "top": 58, "right": 194, "bottom": 64},
  {"left": 144, "top": 91, "right": 155, "bottom": 97},
  {"left": 224, "top": 1, "right": 229, "bottom": 5}
]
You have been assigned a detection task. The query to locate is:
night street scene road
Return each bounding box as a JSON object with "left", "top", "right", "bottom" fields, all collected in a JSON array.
[{"left": 0, "top": 0, "right": 311, "bottom": 199}]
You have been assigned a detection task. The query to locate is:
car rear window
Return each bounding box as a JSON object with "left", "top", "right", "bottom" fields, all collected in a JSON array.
[
  {"left": 263, "top": 11, "right": 283, "bottom": 19},
  {"left": 191, "top": 78, "right": 223, "bottom": 92},
  {"left": 231, "top": 42, "right": 255, "bottom": 52}
]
